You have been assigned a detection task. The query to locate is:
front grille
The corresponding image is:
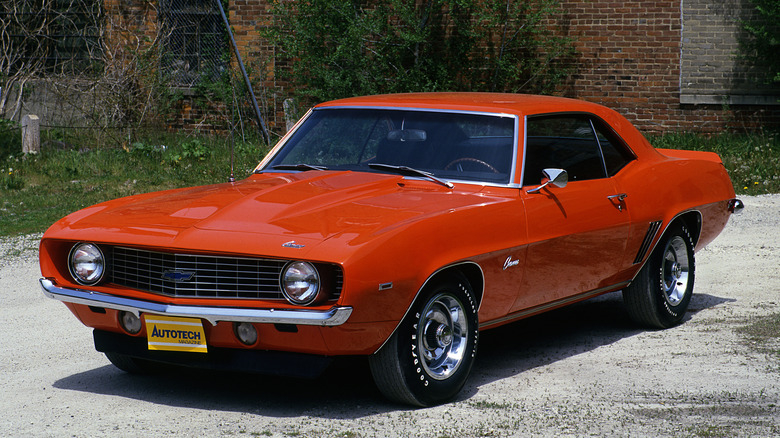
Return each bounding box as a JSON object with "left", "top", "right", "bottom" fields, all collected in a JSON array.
[{"left": 109, "top": 246, "right": 342, "bottom": 300}]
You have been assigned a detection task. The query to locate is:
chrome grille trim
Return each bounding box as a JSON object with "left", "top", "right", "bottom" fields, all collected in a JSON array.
[{"left": 109, "top": 246, "right": 342, "bottom": 300}]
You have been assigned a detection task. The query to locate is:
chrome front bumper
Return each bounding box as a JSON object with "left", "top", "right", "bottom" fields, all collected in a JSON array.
[{"left": 40, "top": 278, "right": 353, "bottom": 326}]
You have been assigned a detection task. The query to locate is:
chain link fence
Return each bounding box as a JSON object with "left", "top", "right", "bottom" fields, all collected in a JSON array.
[
  {"left": 1, "top": 0, "right": 266, "bottom": 140},
  {"left": 158, "top": 0, "right": 229, "bottom": 87}
]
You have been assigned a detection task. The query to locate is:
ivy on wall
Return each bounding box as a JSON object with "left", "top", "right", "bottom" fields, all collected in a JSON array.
[{"left": 741, "top": 0, "right": 780, "bottom": 84}]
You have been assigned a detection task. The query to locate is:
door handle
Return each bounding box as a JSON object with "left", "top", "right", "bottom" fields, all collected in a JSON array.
[{"left": 607, "top": 193, "right": 628, "bottom": 211}]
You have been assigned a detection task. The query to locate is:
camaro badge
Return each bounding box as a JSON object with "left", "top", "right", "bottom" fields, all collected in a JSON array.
[
  {"left": 503, "top": 256, "right": 520, "bottom": 270},
  {"left": 161, "top": 270, "right": 195, "bottom": 282},
  {"left": 283, "top": 241, "right": 305, "bottom": 249}
]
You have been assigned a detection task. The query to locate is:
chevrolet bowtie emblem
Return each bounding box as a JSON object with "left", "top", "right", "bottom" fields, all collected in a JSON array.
[{"left": 161, "top": 270, "right": 195, "bottom": 282}]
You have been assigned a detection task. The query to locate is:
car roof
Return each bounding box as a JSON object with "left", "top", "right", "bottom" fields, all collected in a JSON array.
[{"left": 315, "top": 92, "right": 610, "bottom": 117}]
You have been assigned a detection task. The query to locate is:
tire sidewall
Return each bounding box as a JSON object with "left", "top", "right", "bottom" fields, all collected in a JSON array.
[
  {"left": 649, "top": 224, "right": 696, "bottom": 326},
  {"left": 394, "top": 275, "right": 479, "bottom": 406}
]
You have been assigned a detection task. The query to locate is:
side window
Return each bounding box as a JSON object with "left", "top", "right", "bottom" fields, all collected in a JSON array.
[
  {"left": 592, "top": 121, "right": 635, "bottom": 176},
  {"left": 523, "top": 115, "right": 606, "bottom": 186}
]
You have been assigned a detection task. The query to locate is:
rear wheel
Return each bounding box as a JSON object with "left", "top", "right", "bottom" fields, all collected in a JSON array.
[
  {"left": 623, "top": 222, "right": 696, "bottom": 328},
  {"left": 369, "top": 274, "right": 479, "bottom": 406}
]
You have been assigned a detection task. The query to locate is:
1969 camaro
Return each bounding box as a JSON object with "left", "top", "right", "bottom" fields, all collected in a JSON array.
[{"left": 39, "top": 93, "right": 742, "bottom": 406}]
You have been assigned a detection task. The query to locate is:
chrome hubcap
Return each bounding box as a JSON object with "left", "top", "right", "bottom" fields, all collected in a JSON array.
[
  {"left": 662, "top": 236, "right": 690, "bottom": 306},
  {"left": 419, "top": 293, "right": 468, "bottom": 380}
]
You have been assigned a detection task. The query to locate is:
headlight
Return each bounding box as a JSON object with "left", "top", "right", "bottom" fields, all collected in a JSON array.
[
  {"left": 280, "top": 261, "right": 320, "bottom": 305},
  {"left": 68, "top": 243, "right": 105, "bottom": 285}
]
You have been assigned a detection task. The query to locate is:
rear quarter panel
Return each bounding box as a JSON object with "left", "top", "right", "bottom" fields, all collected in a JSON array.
[{"left": 615, "top": 148, "right": 735, "bottom": 268}]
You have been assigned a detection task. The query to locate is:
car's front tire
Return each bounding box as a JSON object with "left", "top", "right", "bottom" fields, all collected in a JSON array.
[
  {"left": 623, "top": 222, "right": 696, "bottom": 328},
  {"left": 369, "top": 274, "right": 479, "bottom": 406}
]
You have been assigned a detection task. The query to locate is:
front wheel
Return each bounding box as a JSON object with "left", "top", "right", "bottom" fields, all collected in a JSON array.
[
  {"left": 623, "top": 222, "right": 696, "bottom": 328},
  {"left": 369, "top": 274, "right": 479, "bottom": 406}
]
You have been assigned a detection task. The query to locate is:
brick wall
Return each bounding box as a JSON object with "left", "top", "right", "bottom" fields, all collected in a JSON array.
[
  {"left": 103, "top": 0, "right": 158, "bottom": 57},
  {"left": 101, "top": 0, "right": 779, "bottom": 135},
  {"left": 557, "top": 0, "right": 779, "bottom": 133},
  {"left": 229, "top": 0, "right": 287, "bottom": 135}
]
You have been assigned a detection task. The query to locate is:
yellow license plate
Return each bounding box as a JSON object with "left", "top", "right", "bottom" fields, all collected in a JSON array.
[{"left": 145, "top": 315, "right": 208, "bottom": 353}]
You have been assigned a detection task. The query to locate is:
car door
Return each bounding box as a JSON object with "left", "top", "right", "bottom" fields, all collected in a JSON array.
[{"left": 511, "top": 114, "right": 634, "bottom": 313}]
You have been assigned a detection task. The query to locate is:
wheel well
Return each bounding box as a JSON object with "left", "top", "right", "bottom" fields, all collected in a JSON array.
[
  {"left": 427, "top": 263, "right": 485, "bottom": 307},
  {"left": 673, "top": 211, "right": 702, "bottom": 248}
]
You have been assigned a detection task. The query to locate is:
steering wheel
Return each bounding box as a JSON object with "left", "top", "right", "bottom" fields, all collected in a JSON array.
[{"left": 444, "top": 157, "right": 500, "bottom": 174}]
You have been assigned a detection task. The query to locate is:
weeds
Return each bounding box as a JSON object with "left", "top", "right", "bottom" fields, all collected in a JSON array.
[
  {"left": 649, "top": 131, "right": 780, "bottom": 195},
  {"left": 737, "top": 312, "right": 780, "bottom": 363},
  {"left": 0, "top": 132, "right": 267, "bottom": 236}
]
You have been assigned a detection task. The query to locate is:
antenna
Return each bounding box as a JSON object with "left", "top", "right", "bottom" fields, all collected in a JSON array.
[
  {"left": 228, "top": 60, "right": 236, "bottom": 183},
  {"left": 215, "top": 0, "right": 270, "bottom": 145}
]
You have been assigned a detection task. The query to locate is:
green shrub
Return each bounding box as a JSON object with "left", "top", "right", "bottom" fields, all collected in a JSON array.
[
  {"left": 266, "top": 0, "right": 574, "bottom": 106},
  {"left": 650, "top": 131, "right": 780, "bottom": 195},
  {"left": 741, "top": 0, "right": 780, "bottom": 84}
]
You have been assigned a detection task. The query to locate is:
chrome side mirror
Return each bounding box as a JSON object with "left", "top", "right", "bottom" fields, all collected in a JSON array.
[{"left": 527, "top": 168, "right": 568, "bottom": 194}]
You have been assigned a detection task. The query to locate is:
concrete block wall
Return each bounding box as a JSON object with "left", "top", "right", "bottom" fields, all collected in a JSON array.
[{"left": 681, "top": 0, "right": 779, "bottom": 105}]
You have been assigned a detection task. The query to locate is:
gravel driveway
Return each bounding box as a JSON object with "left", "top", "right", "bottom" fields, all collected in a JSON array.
[{"left": 2, "top": 194, "right": 778, "bottom": 437}]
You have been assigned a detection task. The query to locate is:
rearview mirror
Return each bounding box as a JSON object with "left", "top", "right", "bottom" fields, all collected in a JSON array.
[{"left": 387, "top": 129, "right": 427, "bottom": 142}]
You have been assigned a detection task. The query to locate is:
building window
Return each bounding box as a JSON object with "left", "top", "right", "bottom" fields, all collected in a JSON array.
[
  {"left": 681, "top": 0, "right": 780, "bottom": 105},
  {"left": 0, "top": 0, "right": 103, "bottom": 75},
  {"left": 158, "top": 0, "right": 227, "bottom": 87}
]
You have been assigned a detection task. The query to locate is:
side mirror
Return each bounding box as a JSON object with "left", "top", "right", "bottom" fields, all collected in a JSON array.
[{"left": 527, "top": 168, "right": 568, "bottom": 194}]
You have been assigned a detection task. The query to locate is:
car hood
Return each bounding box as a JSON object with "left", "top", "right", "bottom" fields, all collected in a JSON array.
[{"left": 49, "top": 171, "right": 501, "bottom": 255}]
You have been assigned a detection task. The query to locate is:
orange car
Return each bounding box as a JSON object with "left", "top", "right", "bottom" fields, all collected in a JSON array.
[{"left": 39, "top": 93, "right": 742, "bottom": 406}]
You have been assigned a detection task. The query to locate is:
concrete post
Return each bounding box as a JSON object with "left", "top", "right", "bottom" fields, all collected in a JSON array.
[{"left": 22, "top": 114, "right": 40, "bottom": 154}]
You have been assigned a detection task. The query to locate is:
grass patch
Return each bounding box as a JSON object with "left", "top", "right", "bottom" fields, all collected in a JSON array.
[
  {"left": 737, "top": 312, "right": 780, "bottom": 362},
  {"left": 0, "top": 131, "right": 268, "bottom": 236},
  {"left": 649, "top": 131, "right": 780, "bottom": 195}
]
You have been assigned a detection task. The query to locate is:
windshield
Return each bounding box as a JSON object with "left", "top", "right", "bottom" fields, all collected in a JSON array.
[{"left": 263, "top": 108, "right": 517, "bottom": 184}]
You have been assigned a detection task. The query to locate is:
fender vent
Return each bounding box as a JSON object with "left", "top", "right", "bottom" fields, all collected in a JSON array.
[{"left": 633, "top": 221, "right": 662, "bottom": 264}]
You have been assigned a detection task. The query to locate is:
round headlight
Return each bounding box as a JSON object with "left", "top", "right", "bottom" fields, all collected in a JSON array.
[
  {"left": 280, "top": 261, "right": 320, "bottom": 305},
  {"left": 68, "top": 243, "right": 105, "bottom": 285}
]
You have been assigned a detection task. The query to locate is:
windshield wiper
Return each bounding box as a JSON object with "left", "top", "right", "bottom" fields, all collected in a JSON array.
[
  {"left": 269, "top": 164, "right": 328, "bottom": 172},
  {"left": 368, "top": 163, "right": 454, "bottom": 189}
]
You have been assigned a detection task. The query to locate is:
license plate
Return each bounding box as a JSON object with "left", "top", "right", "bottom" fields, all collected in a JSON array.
[{"left": 145, "top": 315, "right": 208, "bottom": 353}]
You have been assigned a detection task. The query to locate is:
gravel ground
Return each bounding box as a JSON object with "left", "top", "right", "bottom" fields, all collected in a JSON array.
[{"left": 1, "top": 194, "right": 778, "bottom": 437}]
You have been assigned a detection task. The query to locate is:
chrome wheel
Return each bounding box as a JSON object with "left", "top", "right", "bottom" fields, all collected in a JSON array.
[
  {"left": 623, "top": 222, "right": 696, "bottom": 329},
  {"left": 369, "top": 274, "right": 478, "bottom": 406},
  {"left": 661, "top": 236, "right": 690, "bottom": 306},
  {"left": 419, "top": 293, "right": 468, "bottom": 380}
]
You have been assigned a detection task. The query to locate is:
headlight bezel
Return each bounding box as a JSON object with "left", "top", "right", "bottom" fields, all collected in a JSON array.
[
  {"left": 280, "top": 261, "right": 322, "bottom": 306},
  {"left": 68, "top": 242, "right": 106, "bottom": 286}
]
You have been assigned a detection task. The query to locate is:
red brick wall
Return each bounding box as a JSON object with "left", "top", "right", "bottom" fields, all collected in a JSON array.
[
  {"left": 229, "top": 0, "right": 288, "bottom": 135},
  {"left": 557, "top": 0, "right": 779, "bottom": 133},
  {"left": 104, "top": 0, "right": 779, "bottom": 135}
]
